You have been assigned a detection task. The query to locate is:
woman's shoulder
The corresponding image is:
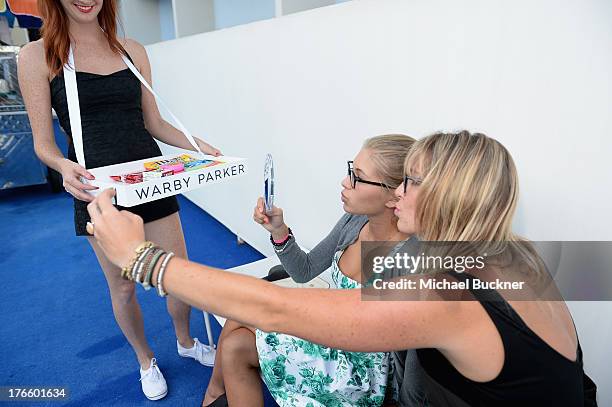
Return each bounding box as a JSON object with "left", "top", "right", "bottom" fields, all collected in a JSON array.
[
  {"left": 335, "top": 213, "right": 368, "bottom": 237},
  {"left": 119, "top": 38, "right": 148, "bottom": 66},
  {"left": 19, "top": 39, "right": 45, "bottom": 64},
  {"left": 18, "top": 39, "right": 46, "bottom": 78},
  {"left": 120, "top": 38, "right": 145, "bottom": 51},
  {"left": 121, "top": 38, "right": 146, "bottom": 57}
]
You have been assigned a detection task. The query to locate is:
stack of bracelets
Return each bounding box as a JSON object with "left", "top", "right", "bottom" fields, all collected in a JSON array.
[
  {"left": 270, "top": 227, "right": 293, "bottom": 253},
  {"left": 120, "top": 241, "right": 174, "bottom": 297}
]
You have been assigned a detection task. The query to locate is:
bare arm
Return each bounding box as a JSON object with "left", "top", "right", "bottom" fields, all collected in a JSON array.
[
  {"left": 18, "top": 41, "right": 67, "bottom": 172},
  {"left": 18, "top": 41, "right": 97, "bottom": 202},
  {"left": 123, "top": 39, "right": 221, "bottom": 156},
  {"left": 87, "top": 188, "right": 456, "bottom": 353},
  {"left": 159, "top": 258, "right": 454, "bottom": 352}
]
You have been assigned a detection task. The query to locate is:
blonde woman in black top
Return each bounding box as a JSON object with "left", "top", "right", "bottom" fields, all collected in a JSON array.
[{"left": 86, "top": 131, "right": 595, "bottom": 406}]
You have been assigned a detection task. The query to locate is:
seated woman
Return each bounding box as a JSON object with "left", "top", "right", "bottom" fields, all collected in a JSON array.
[
  {"left": 202, "top": 134, "right": 417, "bottom": 406},
  {"left": 87, "top": 130, "right": 596, "bottom": 406}
]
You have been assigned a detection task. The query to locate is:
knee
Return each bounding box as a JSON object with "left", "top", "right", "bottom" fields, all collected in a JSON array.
[
  {"left": 221, "top": 328, "right": 257, "bottom": 365},
  {"left": 110, "top": 280, "right": 136, "bottom": 304}
]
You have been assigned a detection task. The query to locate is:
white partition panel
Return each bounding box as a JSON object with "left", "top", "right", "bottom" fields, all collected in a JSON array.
[{"left": 146, "top": 0, "right": 612, "bottom": 401}]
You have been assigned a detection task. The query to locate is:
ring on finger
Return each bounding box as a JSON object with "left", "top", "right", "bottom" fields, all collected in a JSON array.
[{"left": 86, "top": 221, "right": 95, "bottom": 235}]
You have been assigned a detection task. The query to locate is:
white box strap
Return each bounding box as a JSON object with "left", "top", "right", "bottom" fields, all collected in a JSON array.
[
  {"left": 119, "top": 52, "right": 202, "bottom": 154},
  {"left": 63, "top": 45, "right": 202, "bottom": 168},
  {"left": 63, "top": 46, "right": 86, "bottom": 167}
]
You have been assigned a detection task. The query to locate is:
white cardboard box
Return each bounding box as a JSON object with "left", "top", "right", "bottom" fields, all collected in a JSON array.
[{"left": 85, "top": 154, "right": 247, "bottom": 207}]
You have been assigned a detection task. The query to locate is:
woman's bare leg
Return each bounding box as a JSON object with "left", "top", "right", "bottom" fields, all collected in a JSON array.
[
  {"left": 86, "top": 212, "right": 195, "bottom": 369},
  {"left": 143, "top": 213, "right": 193, "bottom": 348},
  {"left": 87, "top": 237, "right": 154, "bottom": 369},
  {"left": 221, "top": 327, "right": 262, "bottom": 407},
  {"left": 202, "top": 319, "right": 252, "bottom": 405}
]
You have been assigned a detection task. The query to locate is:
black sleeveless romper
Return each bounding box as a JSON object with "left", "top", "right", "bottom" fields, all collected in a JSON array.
[
  {"left": 50, "top": 53, "right": 179, "bottom": 236},
  {"left": 415, "top": 273, "right": 596, "bottom": 406}
]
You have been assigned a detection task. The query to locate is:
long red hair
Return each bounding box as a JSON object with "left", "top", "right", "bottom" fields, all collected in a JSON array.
[{"left": 37, "top": 0, "right": 126, "bottom": 76}]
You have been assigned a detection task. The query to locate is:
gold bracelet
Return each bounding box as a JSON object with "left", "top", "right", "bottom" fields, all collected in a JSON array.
[{"left": 121, "top": 241, "right": 155, "bottom": 280}]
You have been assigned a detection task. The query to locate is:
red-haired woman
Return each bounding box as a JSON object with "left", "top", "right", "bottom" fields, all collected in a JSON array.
[{"left": 18, "top": 0, "right": 219, "bottom": 400}]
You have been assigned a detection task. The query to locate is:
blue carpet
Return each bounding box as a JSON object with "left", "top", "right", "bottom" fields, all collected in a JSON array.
[{"left": 0, "top": 185, "right": 275, "bottom": 406}]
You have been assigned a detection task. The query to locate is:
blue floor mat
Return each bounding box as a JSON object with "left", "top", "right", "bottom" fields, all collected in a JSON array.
[{"left": 0, "top": 185, "right": 277, "bottom": 406}]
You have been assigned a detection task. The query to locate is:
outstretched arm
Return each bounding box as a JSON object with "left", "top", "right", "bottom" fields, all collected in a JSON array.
[
  {"left": 160, "top": 258, "right": 451, "bottom": 352},
  {"left": 88, "top": 189, "right": 455, "bottom": 353}
]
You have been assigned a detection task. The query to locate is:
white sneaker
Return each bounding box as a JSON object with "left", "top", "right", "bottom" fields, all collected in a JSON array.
[
  {"left": 139, "top": 358, "right": 168, "bottom": 401},
  {"left": 177, "top": 337, "right": 216, "bottom": 367}
]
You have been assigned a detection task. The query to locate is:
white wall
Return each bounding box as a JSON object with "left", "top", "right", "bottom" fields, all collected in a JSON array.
[{"left": 146, "top": 0, "right": 612, "bottom": 401}]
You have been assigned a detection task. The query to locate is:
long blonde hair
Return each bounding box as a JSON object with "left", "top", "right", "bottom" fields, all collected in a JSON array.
[
  {"left": 405, "top": 130, "right": 518, "bottom": 242},
  {"left": 403, "top": 131, "right": 551, "bottom": 289}
]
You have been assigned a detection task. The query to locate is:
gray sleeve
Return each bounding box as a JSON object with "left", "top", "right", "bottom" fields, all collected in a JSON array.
[{"left": 275, "top": 213, "right": 353, "bottom": 283}]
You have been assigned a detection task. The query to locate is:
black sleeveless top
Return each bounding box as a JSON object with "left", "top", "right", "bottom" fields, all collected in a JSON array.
[
  {"left": 416, "top": 273, "right": 593, "bottom": 406},
  {"left": 50, "top": 53, "right": 179, "bottom": 235}
]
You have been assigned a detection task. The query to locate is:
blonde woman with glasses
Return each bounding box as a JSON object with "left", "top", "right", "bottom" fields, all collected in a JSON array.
[{"left": 200, "top": 134, "right": 417, "bottom": 406}]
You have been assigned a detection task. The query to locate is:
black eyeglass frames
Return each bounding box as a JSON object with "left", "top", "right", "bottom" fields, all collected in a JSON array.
[
  {"left": 402, "top": 174, "right": 423, "bottom": 194},
  {"left": 347, "top": 161, "right": 391, "bottom": 189}
]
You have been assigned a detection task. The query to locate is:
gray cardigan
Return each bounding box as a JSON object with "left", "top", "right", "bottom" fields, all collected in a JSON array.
[{"left": 275, "top": 213, "right": 368, "bottom": 283}]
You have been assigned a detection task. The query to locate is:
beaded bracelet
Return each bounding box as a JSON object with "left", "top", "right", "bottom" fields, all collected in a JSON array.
[
  {"left": 156, "top": 252, "right": 175, "bottom": 297},
  {"left": 133, "top": 246, "right": 156, "bottom": 282},
  {"left": 270, "top": 227, "right": 293, "bottom": 247},
  {"left": 119, "top": 242, "right": 175, "bottom": 297},
  {"left": 142, "top": 248, "right": 165, "bottom": 290},
  {"left": 271, "top": 228, "right": 294, "bottom": 254},
  {"left": 121, "top": 241, "right": 155, "bottom": 280},
  {"left": 136, "top": 247, "right": 159, "bottom": 285}
]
